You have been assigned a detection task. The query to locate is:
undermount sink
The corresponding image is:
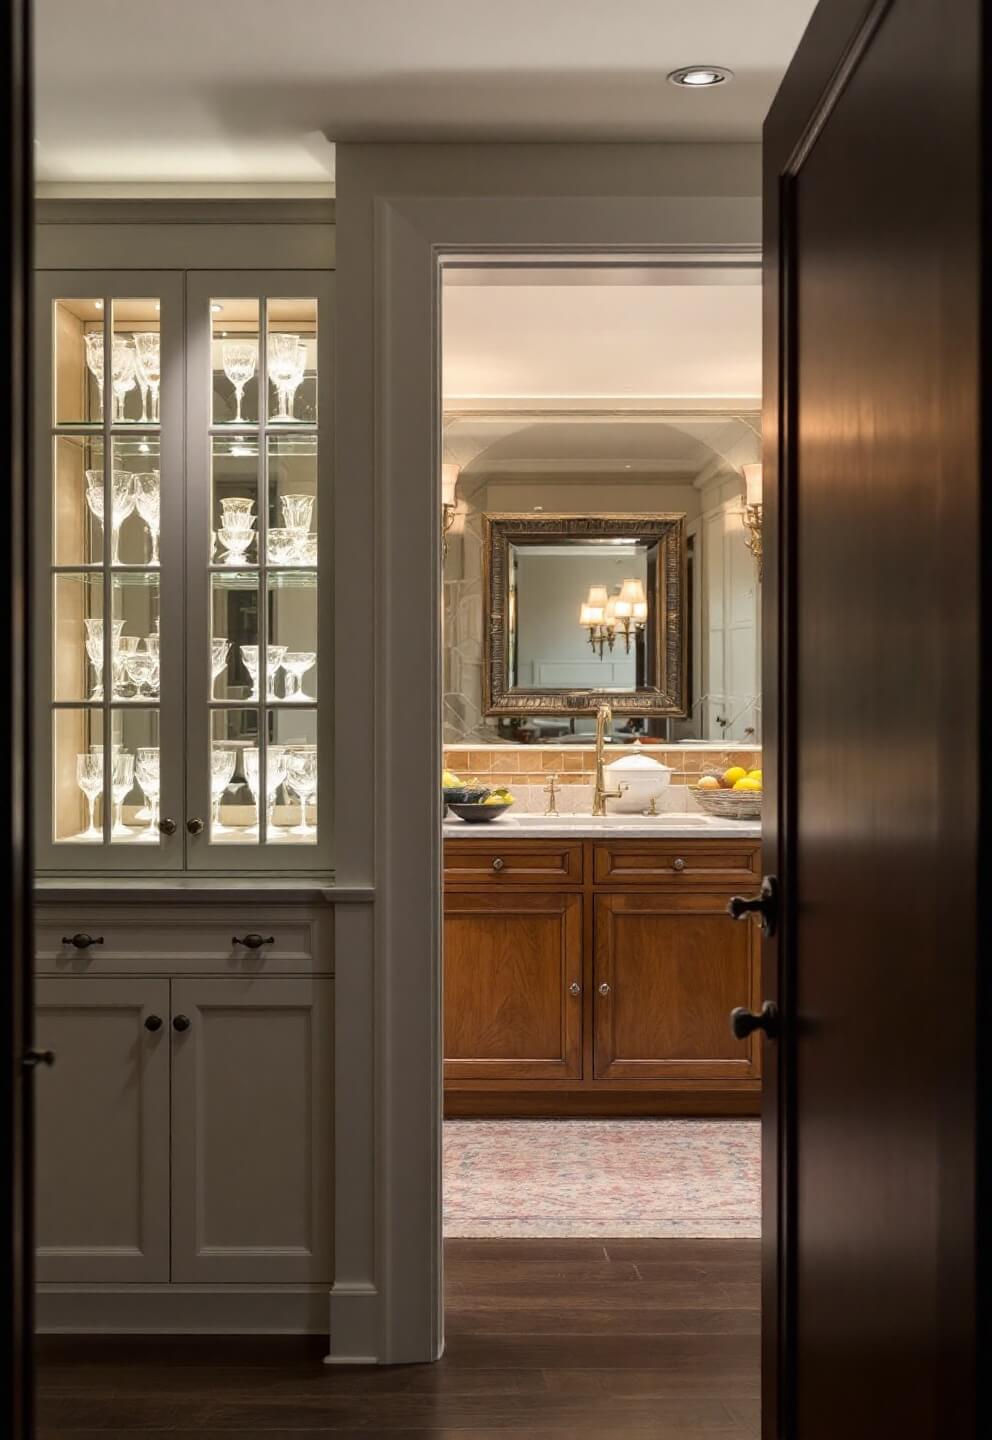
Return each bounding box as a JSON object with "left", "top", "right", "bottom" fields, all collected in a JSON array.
[{"left": 492, "top": 811, "right": 714, "bottom": 827}]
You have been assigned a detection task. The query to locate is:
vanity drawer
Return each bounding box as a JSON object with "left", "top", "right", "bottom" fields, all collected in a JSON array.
[
  {"left": 444, "top": 840, "right": 583, "bottom": 886},
  {"left": 593, "top": 841, "right": 760, "bottom": 888},
  {"left": 34, "top": 905, "right": 331, "bottom": 975}
]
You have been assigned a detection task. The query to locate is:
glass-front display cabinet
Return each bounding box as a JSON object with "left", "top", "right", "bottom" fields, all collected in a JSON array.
[{"left": 34, "top": 270, "right": 332, "bottom": 872}]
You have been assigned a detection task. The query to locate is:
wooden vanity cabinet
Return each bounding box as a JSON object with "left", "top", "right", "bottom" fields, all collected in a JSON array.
[{"left": 444, "top": 836, "right": 761, "bottom": 1117}]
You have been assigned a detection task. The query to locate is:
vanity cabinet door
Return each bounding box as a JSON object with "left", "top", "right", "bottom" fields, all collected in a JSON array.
[
  {"left": 593, "top": 892, "right": 760, "bottom": 1083},
  {"left": 444, "top": 891, "right": 583, "bottom": 1080},
  {"left": 34, "top": 977, "right": 171, "bottom": 1282},
  {"left": 169, "top": 976, "right": 332, "bottom": 1283}
]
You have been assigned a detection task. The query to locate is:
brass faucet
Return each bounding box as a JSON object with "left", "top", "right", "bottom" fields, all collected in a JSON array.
[{"left": 592, "top": 703, "right": 626, "bottom": 816}]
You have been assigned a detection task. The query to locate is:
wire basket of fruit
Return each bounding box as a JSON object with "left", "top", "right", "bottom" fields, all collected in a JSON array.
[{"left": 690, "top": 766, "right": 762, "bottom": 819}]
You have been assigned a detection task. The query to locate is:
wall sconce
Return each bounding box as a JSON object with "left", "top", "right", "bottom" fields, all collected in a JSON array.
[
  {"left": 580, "top": 580, "right": 647, "bottom": 659},
  {"left": 441, "top": 463, "right": 460, "bottom": 558},
  {"left": 741, "top": 463, "right": 763, "bottom": 579}
]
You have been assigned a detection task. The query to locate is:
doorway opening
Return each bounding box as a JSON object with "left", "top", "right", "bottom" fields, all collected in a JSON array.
[{"left": 438, "top": 256, "right": 763, "bottom": 1375}]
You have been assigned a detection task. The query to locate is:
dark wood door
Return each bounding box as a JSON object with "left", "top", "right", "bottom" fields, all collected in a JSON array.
[
  {"left": 443, "top": 891, "right": 582, "bottom": 1080},
  {"left": 593, "top": 893, "right": 759, "bottom": 1082},
  {"left": 764, "top": 1, "right": 986, "bottom": 1435}
]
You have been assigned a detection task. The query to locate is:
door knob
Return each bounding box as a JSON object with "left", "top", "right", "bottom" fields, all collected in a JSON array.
[
  {"left": 22, "top": 1048, "right": 55, "bottom": 1070},
  {"left": 727, "top": 875, "right": 778, "bottom": 938},
  {"left": 568, "top": 981, "right": 581, "bottom": 997},
  {"left": 172, "top": 1014, "right": 191, "bottom": 1032},
  {"left": 186, "top": 817, "right": 205, "bottom": 835},
  {"left": 144, "top": 1015, "right": 163, "bottom": 1032},
  {"left": 62, "top": 932, "right": 103, "bottom": 949},
  {"left": 730, "top": 1001, "right": 779, "bottom": 1041},
  {"left": 158, "top": 817, "right": 177, "bottom": 835}
]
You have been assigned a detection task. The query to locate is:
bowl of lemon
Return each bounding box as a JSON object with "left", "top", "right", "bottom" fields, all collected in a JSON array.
[
  {"left": 690, "top": 765, "right": 762, "bottom": 819},
  {"left": 443, "top": 770, "right": 515, "bottom": 822}
]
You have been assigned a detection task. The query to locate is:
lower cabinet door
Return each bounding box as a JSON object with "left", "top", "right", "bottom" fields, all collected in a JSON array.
[
  {"left": 170, "top": 976, "right": 333, "bottom": 1283},
  {"left": 35, "top": 977, "right": 171, "bottom": 1282},
  {"left": 593, "top": 892, "right": 760, "bottom": 1082},
  {"left": 444, "top": 891, "right": 583, "bottom": 1080}
]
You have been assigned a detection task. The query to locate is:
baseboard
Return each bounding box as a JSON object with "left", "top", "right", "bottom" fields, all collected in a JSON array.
[
  {"left": 444, "top": 1089, "right": 762, "bottom": 1118},
  {"left": 36, "top": 1283, "right": 330, "bottom": 1335}
]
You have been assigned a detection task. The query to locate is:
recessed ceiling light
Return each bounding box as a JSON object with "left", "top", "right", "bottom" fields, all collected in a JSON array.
[
  {"left": 94, "top": 300, "right": 103, "bottom": 310},
  {"left": 667, "top": 66, "right": 733, "bottom": 88},
  {"left": 211, "top": 303, "right": 223, "bottom": 314}
]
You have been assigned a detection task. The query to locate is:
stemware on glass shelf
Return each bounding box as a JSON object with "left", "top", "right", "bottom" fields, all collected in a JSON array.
[
  {"left": 222, "top": 341, "right": 257, "bottom": 424},
  {"left": 135, "top": 747, "right": 160, "bottom": 831},
  {"left": 124, "top": 650, "right": 159, "bottom": 699},
  {"left": 83, "top": 332, "right": 104, "bottom": 419},
  {"left": 210, "top": 638, "right": 231, "bottom": 697},
  {"left": 75, "top": 752, "right": 103, "bottom": 840},
  {"left": 133, "top": 333, "right": 161, "bottom": 422},
  {"left": 210, "top": 746, "right": 238, "bottom": 831},
  {"left": 284, "top": 749, "right": 318, "bottom": 836},
  {"left": 134, "top": 471, "right": 161, "bottom": 563},
  {"left": 268, "top": 334, "right": 305, "bottom": 422},
  {"left": 110, "top": 752, "right": 136, "bottom": 835},
  {"left": 216, "top": 496, "right": 256, "bottom": 565},
  {"left": 240, "top": 644, "right": 286, "bottom": 701},
  {"left": 83, "top": 618, "right": 123, "bottom": 701},
  {"left": 244, "top": 744, "right": 288, "bottom": 831},
  {"left": 111, "top": 338, "right": 137, "bottom": 422},
  {"left": 85, "top": 469, "right": 136, "bottom": 565},
  {"left": 280, "top": 651, "right": 316, "bottom": 701},
  {"left": 111, "top": 635, "right": 139, "bottom": 699}
]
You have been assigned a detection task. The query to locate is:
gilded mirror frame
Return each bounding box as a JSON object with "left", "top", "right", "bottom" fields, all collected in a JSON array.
[{"left": 482, "top": 512, "right": 687, "bottom": 717}]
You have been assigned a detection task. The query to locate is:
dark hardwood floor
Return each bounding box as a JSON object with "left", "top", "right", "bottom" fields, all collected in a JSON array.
[{"left": 36, "top": 1238, "right": 760, "bottom": 1437}]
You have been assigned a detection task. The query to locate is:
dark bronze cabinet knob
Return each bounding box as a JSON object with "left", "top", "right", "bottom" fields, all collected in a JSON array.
[
  {"left": 727, "top": 875, "right": 779, "bottom": 938},
  {"left": 144, "top": 1015, "right": 163, "bottom": 1032},
  {"left": 62, "top": 932, "right": 103, "bottom": 949},
  {"left": 730, "top": 1002, "right": 780, "bottom": 1041},
  {"left": 22, "top": 1048, "right": 55, "bottom": 1070},
  {"left": 172, "top": 1014, "right": 191, "bottom": 1032},
  {"left": 232, "top": 933, "right": 274, "bottom": 950},
  {"left": 186, "top": 818, "right": 205, "bottom": 835},
  {"left": 158, "top": 817, "right": 177, "bottom": 835}
]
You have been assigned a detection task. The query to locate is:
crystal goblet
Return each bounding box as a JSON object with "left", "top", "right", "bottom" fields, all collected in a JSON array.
[
  {"left": 217, "top": 526, "right": 255, "bottom": 565},
  {"left": 125, "top": 651, "right": 159, "bottom": 698},
  {"left": 211, "top": 638, "right": 231, "bottom": 697},
  {"left": 111, "top": 751, "right": 136, "bottom": 836},
  {"left": 210, "top": 746, "right": 237, "bottom": 832},
  {"left": 222, "top": 341, "right": 257, "bottom": 423},
  {"left": 83, "top": 618, "right": 123, "bottom": 701},
  {"left": 133, "top": 332, "right": 161, "bottom": 422},
  {"left": 111, "top": 337, "right": 137, "bottom": 422},
  {"left": 134, "top": 471, "right": 160, "bottom": 563},
  {"left": 84, "top": 331, "right": 104, "bottom": 419},
  {"left": 268, "top": 333, "right": 302, "bottom": 421},
  {"left": 76, "top": 752, "right": 104, "bottom": 840},
  {"left": 111, "top": 635, "right": 140, "bottom": 698},
  {"left": 284, "top": 749, "right": 318, "bottom": 836},
  {"left": 280, "top": 492, "right": 314, "bottom": 536},
  {"left": 220, "top": 495, "right": 255, "bottom": 528},
  {"left": 244, "top": 744, "right": 288, "bottom": 832},
  {"left": 266, "top": 527, "right": 299, "bottom": 563},
  {"left": 239, "top": 644, "right": 286, "bottom": 700},
  {"left": 86, "top": 470, "right": 135, "bottom": 564},
  {"left": 280, "top": 650, "right": 315, "bottom": 701},
  {"left": 135, "top": 746, "right": 160, "bottom": 832}
]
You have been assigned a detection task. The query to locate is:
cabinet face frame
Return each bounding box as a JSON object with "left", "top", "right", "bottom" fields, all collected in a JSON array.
[
  {"left": 185, "top": 272, "right": 334, "bottom": 873},
  {"left": 34, "top": 271, "right": 186, "bottom": 871}
]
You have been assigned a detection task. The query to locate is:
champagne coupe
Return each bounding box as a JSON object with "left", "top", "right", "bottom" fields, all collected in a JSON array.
[
  {"left": 267, "top": 333, "right": 301, "bottom": 421},
  {"left": 244, "top": 745, "right": 288, "bottom": 832},
  {"left": 134, "top": 471, "right": 161, "bottom": 563},
  {"left": 111, "top": 338, "right": 137, "bottom": 422},
  {"left": 280, "top": 650, "right": 316, "bottom": 700},
  {"left": 110, "top": 751, "right": 136, "bottom": 835},
  {"left": 211, "top": 638, "right": 231, "bottom": 697},
  {"left": 222, "top": 341, "right": 257, "bottom": 423},
  {"left": 284, "top": 749, "right": 318, "bottom": 836},
  {"left": 83, "top": 618, "right": 123, "bottom": 701},
  {"left": 133, "top": 332, "right": 161, "bottom": 422},
  {"left": 210, "top": 746, "right": 237, "bottom": 831},
  {"left": 135, "top": 746, "right": 160, "bottom": 832},
  {"left": 84, "top": 332, "right": 104, "bottom": 419},
  {"left": 125, "top": 651, "right": 159, "bottom": 698},
  {"left": 239, "top": 644, "right": 286, "bottom": 700},
  {"left": 76, "top": 752, "right": 104, "bottom": 840}
]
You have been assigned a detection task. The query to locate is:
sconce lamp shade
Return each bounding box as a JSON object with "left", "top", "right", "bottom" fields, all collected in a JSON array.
[
  {"left": 615, "top": 578, "right": 646, "bottom": 618},
  {"left": 742, "top": 463, "right": 763, "bottom": 508},
  {"left": 586, "top": 584, "right": 609, "bottom": 609},
  {"left": 580, "top": 602, "right": 604, "bottom": 626},
  {"left": 441, "top": 463, "right": 460, "bottom": 507}
]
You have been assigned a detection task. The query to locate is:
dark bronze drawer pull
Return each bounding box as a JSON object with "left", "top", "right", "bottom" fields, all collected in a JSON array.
[
  {"left": 232, "top": 933, "right": 274, "bottom": 950},
  {"left": 62, "top": 932, "right": 104, "bottom": 949}
]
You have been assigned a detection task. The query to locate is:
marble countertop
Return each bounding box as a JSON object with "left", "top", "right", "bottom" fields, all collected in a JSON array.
[{"left": 443, "top": 814, "right": 761, "bottom": 840}]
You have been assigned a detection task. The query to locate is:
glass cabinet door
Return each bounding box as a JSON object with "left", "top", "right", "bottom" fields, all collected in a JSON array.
[
  {"left": 185, "top": 274, "right": 332, "bottom": 871},
  {"left": 36, "top": 274, "right": 184, "bottom": 870}
]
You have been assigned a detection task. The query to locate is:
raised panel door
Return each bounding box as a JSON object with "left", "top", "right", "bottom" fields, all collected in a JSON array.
[
  {"left": 444, "top": 891, "right": 582, "bottom": 1080},
  {"left": 170, "top": 976, "right": 332, "bottom": 1282},
  {"left": 34, "top": 977, "right": 171, "bottom": 1281},
  {"left": 594, "top": 892, "right": 760, "bottom": 1082}
]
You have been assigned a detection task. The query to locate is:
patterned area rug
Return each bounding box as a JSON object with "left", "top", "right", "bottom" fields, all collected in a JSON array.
[{"left": 443, "top": 1119, "right": 761, "bottom": 1238}]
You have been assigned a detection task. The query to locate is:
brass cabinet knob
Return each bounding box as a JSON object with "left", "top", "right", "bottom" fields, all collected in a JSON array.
[
  {"left": 569, "top": 981, "right": 581, "bottom": 997},
  {"left": 672, "top": 857, "right": 687, "bottom": 872},
  {"left": 158, "top": 817, "right": 177, "bottom": 835},
  {"left": 186, "top": 817, "right": 205, "bottom": 835},
  {"left": 491, "top": 857, "right": 505, "bottom": 872},
  {"left": 598, "top": 982, "right": 611, "bottom": 996}
]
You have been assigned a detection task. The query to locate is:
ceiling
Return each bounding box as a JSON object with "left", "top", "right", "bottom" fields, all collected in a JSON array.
[{"left": 34, "top": 0, "right": 817, "bottom": 188}]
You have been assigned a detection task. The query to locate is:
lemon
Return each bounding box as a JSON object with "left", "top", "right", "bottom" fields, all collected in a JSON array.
[
  {"left": 697, "top": 775, "right": 721, "bottom": 791},
  {"left": 484, "top": 792, "right": 512, "bottom": 806},
  {"left": 442, "top": 769, "right": 462, "bottom": 790},
  {"left": 747, "top": 769, "right": 762, "bottom": 782},
  {"left": 722, "top": 766, "right": 748, "bottom": 788},
  {"left": 733, "top": 777, "right": 762, "bottom": 792}
]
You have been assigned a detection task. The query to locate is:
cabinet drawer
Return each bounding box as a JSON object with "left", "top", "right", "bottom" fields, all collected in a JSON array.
[
  {"left": 593, "top": 840, "right": 760, "bottom": 887},
  {"left": 445, "top": 840, "right": 583, "bottom": 886},
  {"left": 34, "top": 905, "right": 330, "bottom": 975}
]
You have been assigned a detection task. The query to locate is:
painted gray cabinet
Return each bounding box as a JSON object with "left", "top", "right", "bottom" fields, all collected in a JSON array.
[
  {"left": 171, "top": 977, "right": 333, "bottom": 1283},
  {"left": 35, "top": 977, "right": 171, "bottom": 1283}
]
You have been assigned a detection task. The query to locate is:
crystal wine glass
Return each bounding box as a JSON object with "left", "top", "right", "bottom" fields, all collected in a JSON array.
[
  {"left": 125, "top": 651, "right": 159, "bottom": 698},
  {"left": 284, "top": 749, "right": 318, "bottom": 836},
  {"left": 210, "top": 746, "right": 237, "bottom": 832},
  {"left": 222, "top": 341, "right": 257, "bottom": 423},
  {"left": 87, "top": 470, "right": 135, "bottom": 564},
  {"left": 135, "top": 746, "right": 160, "bottom": 832},
  {"left": 284, "top": 340, "right": 307, "bottom": 421},
  {"left": 76, "top": 752, "right": 104, "bottom": 840},
  {"left": 211, "top": 638, "right": 231, "bottom": 697},
  {"left": 267, "top": 333, "right": 301, "bottom": 421},
  {"left": 133, "top": 332, "right": 161, "bottom": 422},
  {"left": 111, "top": 338, "right": 137, "bottom": 422},
  {"left": 84, "top": 332, "right": 104, "bottom": 419},
  {"left": 280, "top": 650, "right": 315, "bottom": 700},
  {"left": 244, "top": 744, "right": 288, "bottom": 832},
  {"left": 217, "top": 525, "right": 255, "bottom": 566},
  {"left": 111, "top": 635, "right": 140, "bottom": 698},
  {"left": 110, "top": 751, "right": 136, "bottom": 836},
  {"left": 239, "top": 644, "right": 286, "bottom": 700},
  {"left": 83, "top": 618, "right": 123, "bottom": 701},
  {"left": 134, "top": 471, "right": 160, "bottom": 563}
]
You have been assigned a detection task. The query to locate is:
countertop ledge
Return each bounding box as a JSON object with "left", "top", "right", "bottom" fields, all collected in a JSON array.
[
  {"left": 33, "top": 878, "right": 375, "bottom": 905},
  {"left": 443, "top": 817, "right": 761, "bottom": 840}
]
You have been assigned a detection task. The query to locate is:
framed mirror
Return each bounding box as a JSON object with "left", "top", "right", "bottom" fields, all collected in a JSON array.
[{"left": 482, "top": 513, "right": 686, "bottom": 717}]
